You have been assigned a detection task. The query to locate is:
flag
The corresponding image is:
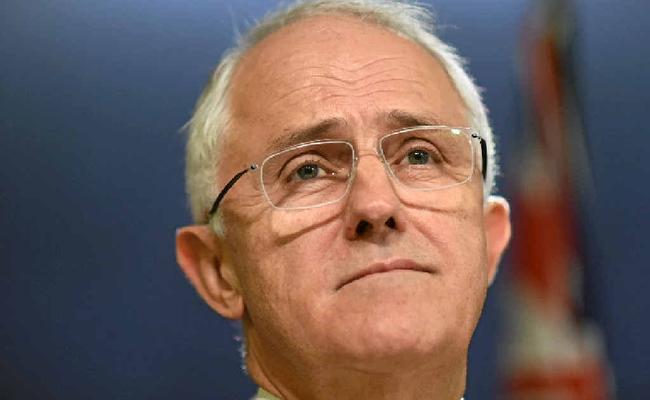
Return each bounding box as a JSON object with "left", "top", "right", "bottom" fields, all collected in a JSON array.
[{"left": 501, "top": 0, "right": 613, "bottom": 398}]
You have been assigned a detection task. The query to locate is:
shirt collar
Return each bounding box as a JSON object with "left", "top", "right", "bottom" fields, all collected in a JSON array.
[{"left": 254, "top": 388, "right": 281, "bottom": 400}]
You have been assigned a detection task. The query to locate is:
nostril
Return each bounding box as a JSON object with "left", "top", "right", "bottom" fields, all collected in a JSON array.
[
  {"left": 385, "top": 217, "right": 396, "bottom": 229},
  {"left": 356, "top": 220, "right": 370, "bottom": 236}
]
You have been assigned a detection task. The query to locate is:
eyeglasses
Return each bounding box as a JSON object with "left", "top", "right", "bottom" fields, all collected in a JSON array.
[{"left": 207, "top": 125, "right": 487, "bottom": 218}]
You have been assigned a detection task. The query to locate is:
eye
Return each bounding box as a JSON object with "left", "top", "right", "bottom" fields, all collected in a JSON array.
[
  {"left": 386, "top": 136, "right": 444, "bottom": 167},
  {"left": 407, "top": 149, "right": 430, "bottom": 165},
  {"left": 295, "top": 163, "right": 320, "bottom": 180}
]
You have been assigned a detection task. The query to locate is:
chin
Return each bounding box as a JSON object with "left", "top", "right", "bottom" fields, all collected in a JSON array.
[
  {"left": 321, "top": 300, "right": 469, "bottom": 370},
  {"left": 332, "top": 326, "right": 465, "bottom": 373}
]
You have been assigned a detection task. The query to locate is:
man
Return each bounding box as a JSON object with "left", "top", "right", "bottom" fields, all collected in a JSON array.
[{"left": 176, "top": 1, "right": 511, "bottom": 399}]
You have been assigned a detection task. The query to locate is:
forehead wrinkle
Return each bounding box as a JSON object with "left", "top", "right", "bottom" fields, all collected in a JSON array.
[
  {"left": 279, "top": 56, "right": 412, "bottom": 78},
  {"left": 295, "top": 87, "right": 426, "bottom": 111},
  {"left": 343, "top": 56, "right": 414, "bottom": 73},
  {"left": 277, "top": 77, "right": 427, "bottom": 104},
  {"left": 304, "top": 68, "right": 403, "bottom": 85},
  {"left": 271, "top": 63, "right": 431, "bottom": 105},
  {"left": 264, "top": 59, "right": 407, "bottom": 85},
  {"left": 261, "top": 53, "right": 419, "bottom": 89},
  {"left": 276, "top": 82, "right": 349, "bottom": 102}
]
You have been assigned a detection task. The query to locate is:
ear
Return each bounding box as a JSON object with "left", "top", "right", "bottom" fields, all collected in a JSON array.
[
  {"left": 483, "top": 195, "right": 512, "bottom": 286},
  {"left": 175, "top": 225, "right": 244, "bottom": 320}
]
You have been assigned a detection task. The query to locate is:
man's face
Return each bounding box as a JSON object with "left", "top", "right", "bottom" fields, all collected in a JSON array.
[{"left": 217, "top": 15, "right": 496, "bottom": 370}]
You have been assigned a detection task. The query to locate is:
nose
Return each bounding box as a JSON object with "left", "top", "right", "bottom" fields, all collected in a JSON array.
[{"left": 344, "top": 154, "right": 403, "bottom": 241}]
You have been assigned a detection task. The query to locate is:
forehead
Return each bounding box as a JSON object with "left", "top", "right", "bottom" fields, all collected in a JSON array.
[{"left": 224, "top": 14, "right": 467, "bottom": 166}]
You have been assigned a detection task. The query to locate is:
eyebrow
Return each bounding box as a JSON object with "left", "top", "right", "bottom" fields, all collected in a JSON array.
[
  {"left": 265, "top": 109, "right": 448, "bottom": 154},
  {"left": 383, "top": 109, "right": 447, "bottom": 128},
  {"left": 266, "top": 117, "right": 347, "bottom": 154}
]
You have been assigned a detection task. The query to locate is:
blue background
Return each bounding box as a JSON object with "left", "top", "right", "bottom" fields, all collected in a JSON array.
[{"left": 1, "top": 0, "right": 648, "bottom": 398}]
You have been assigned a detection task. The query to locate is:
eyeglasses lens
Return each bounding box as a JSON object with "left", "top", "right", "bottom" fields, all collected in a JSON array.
[
  {"left": 380, "top": 127, "right": 474, "bottom": 190},
  {"left": 261, "top": 142, "right": 354, "bottom": 209}
]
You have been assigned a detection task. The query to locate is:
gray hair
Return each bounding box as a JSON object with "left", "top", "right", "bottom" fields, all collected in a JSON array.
[{"left": 185, "top": 0, "right": 498, "bottom": 226}]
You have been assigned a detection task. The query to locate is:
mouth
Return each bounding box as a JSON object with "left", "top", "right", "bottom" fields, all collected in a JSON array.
[{"left": 337, "top": 258, "right": 434, "bottom": 290}]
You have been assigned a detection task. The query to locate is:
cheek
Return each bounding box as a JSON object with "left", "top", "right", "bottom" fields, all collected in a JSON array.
[
  {"left": 225, "top": 221, "right": 281, "bottom": 307},
  {"left": 263, "top": 207, "right": 350, "bottom": 292},
  {"left": 408, "top": 203, "right": 485, "bottom": 260},
  {"left": 406, "top": 198, "right": 489, "bottom": 304},
  {"left": 446, "top": 215, "right": 489, "bottom": 329},
  {"left": 267, "top": 204, "right": 342, "bottom": 238},
  {"left": 410, "top": 186, "right": 485, "bottom": 256},
  {"left": 228, "top": 213, "right": 341, "bottom": 319},
  {"left": 229, "top": 239, "right": 293, "bottom": 338},
  {"left": 228, "top": 222, "right": 349, "bottom": 359}
]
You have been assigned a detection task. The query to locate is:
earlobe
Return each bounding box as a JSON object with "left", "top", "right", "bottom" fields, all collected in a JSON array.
[
  {"left": 175, "top": 225, "right": 245, "bottom": 320},
  {"left": 483, "top": 195, "right": 512, "bottom": 286}
]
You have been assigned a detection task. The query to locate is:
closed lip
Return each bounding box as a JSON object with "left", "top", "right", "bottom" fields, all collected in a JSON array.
[{"left": 337, "top": 258, "right": 434, "bottom": 290}]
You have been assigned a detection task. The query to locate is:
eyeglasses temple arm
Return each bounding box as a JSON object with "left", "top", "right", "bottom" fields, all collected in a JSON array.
[
  {"left": 479, "top": 137, "right": 487, "bottom": 181},
  {"left": 207, "top": 165, "right": 256, "bottom": 217}
]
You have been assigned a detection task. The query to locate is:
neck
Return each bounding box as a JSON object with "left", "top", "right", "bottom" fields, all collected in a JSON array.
[{"left": 246, "top": 333, "right": 467, "bottom": 400}]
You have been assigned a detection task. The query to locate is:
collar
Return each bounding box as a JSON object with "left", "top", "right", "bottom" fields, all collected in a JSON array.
[{"left": 254, "top": 388, "right": 281, "bottom": 400}]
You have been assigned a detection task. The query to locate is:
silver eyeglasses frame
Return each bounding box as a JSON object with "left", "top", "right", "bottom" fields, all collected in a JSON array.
[{"left": 207, "top": 125, "right": 487, "bottom": 218}]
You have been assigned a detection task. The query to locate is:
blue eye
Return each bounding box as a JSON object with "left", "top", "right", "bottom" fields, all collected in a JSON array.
[
  {"left": 407, "top": 150, "right": 430, "bottom": 165},
  {"left": 296, "top": 164, "right": 320, "bottom": 180}
]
